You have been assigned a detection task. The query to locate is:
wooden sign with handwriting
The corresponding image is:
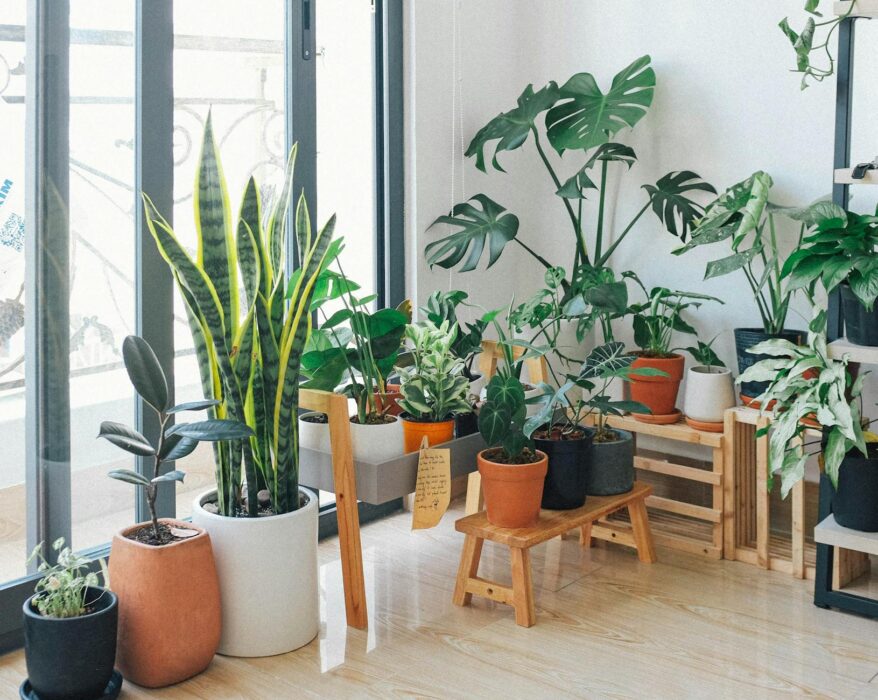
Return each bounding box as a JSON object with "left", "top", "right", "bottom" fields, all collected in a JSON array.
[{"left": 411, "top": 437, "right": 451, "bottom": 530}]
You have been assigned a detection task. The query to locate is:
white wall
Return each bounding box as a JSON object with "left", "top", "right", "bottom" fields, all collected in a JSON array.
[{"left": 406, "top": 1, "right": 877, "bottom": 368}]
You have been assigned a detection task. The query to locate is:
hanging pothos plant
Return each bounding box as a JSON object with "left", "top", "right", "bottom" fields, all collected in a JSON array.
[{"left": 779, "top": 0, "right": 858, "bottom": 89}]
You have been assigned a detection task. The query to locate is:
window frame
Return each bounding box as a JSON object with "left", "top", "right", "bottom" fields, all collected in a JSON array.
[{"left": 0, "top": 0, "right": 404, "bottom": 653}]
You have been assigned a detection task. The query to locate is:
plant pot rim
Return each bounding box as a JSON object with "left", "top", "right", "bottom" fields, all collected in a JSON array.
[
  {"left": 23, "top": 586, "right": 117, "bottom": 622},
  {"left": 477, "top": 448, "right": 548, "bottom": 466},
  {"left": 349, "top": 413, "right": 400, "bottom": 425},
  {"left": 193, "top": 487, "right": 317, "bottom": 524},
  {"left": 630, "top": 351, "right": 684, "bottom": 361},
  {"left": 399, "top": 413, "right": 455, "bottom": 425},
  {"left": 533, "top": 423, "right": 591, "bottom": 442},
  {"left": 114, "top": 518, "right": 207, "bottom": 551},
  {"left": 734, "top": 326, "right": 803, "bottom": 336},
  {"left": 689, "top": 365, "right": 732, "bottom": 376},
  {"left": 589, "top": 427, "right": 633, "bottom": 445}
]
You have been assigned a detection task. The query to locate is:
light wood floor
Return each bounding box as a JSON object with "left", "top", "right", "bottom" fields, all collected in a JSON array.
[{"left": 3, "top": 499, "right": 878, "bottom": 699}]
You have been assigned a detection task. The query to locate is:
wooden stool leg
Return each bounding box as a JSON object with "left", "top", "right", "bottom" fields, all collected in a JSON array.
[
  {"left": 453, "top": 535, "right": 484, "bottom": 607},
  {"left": 629, "top": 499, "right": 657, "bottom": 563},
  {"left": 580, "top": 522, "right": 594, "bottom": 548},
  {"left": 510, "top": 547, "right": 536, "bottom": 627}
]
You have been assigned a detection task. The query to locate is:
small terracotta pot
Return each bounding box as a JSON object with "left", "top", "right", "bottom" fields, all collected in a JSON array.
[
  {"left": 374, "top": 383, "right": 403, "bottom": 416},
  {"left": 477, "top": 450, "right": 548, "bottom": 528},
  {"left": 629, "top": 353, "right": 685, "bottom": 417},
  {"left": 401, "top": 415, "right": 455, "bottom": 453},
  {"left": 109, "top": 519, "right": 221, "bottom": 688}
]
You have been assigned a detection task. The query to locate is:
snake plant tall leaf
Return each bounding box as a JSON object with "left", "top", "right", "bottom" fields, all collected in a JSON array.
[{"left": 143, "top": 113, "right": 336, "bottom": 517}]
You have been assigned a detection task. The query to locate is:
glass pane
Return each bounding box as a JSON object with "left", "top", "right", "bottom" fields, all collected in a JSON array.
[
  {"left": 0, "top": 0, "right": 28, "bottom": 581},
  {"left": 68, "top": 1, "right": 137, "bottom": 551},
  {"left": 316, "top": 0, "right": 376, "bottom": 301},
  {"left": 172, "top": 1, "right": 286, "bottom": 518}
]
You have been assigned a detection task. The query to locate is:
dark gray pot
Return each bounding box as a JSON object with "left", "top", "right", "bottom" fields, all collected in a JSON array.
[{"left": 585, "top": 428, "right": 634, "bottom": 496}]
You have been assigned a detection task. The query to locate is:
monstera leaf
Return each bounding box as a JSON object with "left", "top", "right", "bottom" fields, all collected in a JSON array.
[
  {"left": 426, "top": 194, "right": 519, "bottom": 271},
  {"left": 545, "top": 55, "right": 655, "bottom": 154},
  {"left": 643, "top": 171, "right": 716, "bottom": 242},
  {"left": 465, "top": 82, "right": 560, "bottom": 172},
  {"left": 556, "top": 143, "right": 637, "bottom": 199}
]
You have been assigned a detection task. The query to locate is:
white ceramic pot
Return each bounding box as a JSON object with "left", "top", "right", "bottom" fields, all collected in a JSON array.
[
  {"left": 349, "top": 414, "right": 403, "bottom": 463},
  {"left": 191, "top": 488, "right": 319, "bottom": 657},
  {"left": 299, "top": 412, "right": 331, "bottom": 453},
  {"left": 683, "top": 366, "right": 736, "bottom": 424}
]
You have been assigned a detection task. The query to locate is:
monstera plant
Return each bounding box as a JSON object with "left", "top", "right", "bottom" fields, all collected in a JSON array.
[{"left": 425, "top": 56, "right": 715, "bottom": 347}]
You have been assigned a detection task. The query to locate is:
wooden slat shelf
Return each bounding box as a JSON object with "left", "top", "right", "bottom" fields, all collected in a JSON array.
[
  {"left": 606, "top": 507, "right": 718, "bottom": 559},
  {"left": 827, "top": 338, "right": 878, "bottom": 364},
  {"left": 834, "top": 168, "right": 878, "bottom": 185},
  {"left": 835, "top": 0, "right": 878, "bottom": 18},
  {"left": 815, "top": 514, "right": 878, "bottom": 556},
  {"left": 602, "top": 414, "right": 723, "bottom": 448}
]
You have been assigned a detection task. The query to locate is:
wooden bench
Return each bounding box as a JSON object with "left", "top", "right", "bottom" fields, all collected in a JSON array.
[{"left": 452, "top": 482, "right": 656, "bottom": 627}]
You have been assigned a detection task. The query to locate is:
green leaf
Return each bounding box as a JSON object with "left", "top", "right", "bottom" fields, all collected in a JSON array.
[
  {"left": 704, "top": 246, "right": 761, "bottom": 280},
  {"left": 426, "top": 194, "right": 520, "bottom": 272},
  {"left": 643, "top": 171, "right": 716, "bottom": 242},
  {"left": 168, "top": 419, "right": 255, "bottom": 441},
  {"left": 579, "top": 341, "right": 634, "bottom": 379},
  {"left": 167, "top": 399, "right": 221, "bottom": 414},
  {"left": 849, "top": 264, "right": 878, "bottom": 310},
  {"left": 122, "top": 336, "right": 169, "bottom": 413},
  {"left": 465, "top": 82, "right": 561, "bottom": 172},
  {"left": 159, "top": 434, "right": 199, "bottom": 461},
  {"left": 107, "top": 468, "right": 151, "bottom": 487},
  {"left": 98, "top": 421, "right": 155, "bottom": 457},
  {"left": 478, "top": 401, "right": 511, "bottom": 447},
  {"left": 152, "top": 470, "right": 186, "bottom": 485},
  {"left": 545, "top": 55, "right": 655, "bottom": 154}
]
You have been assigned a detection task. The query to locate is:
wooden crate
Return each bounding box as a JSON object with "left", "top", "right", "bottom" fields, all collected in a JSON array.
[
  {"left": 723, "top": 406, "right": 870, "bottom": 585},
  {"left": 587, "top": 414, "right": 726, "bottom": 560}
]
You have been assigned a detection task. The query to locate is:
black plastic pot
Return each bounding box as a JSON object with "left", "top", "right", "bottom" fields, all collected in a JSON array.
[
  {"left": 833, "top": 444, "right": 878, "bottom": 532},
  {"left": 735, "top": 328, "right": 803, "bottom": 401},
  {"left": 841, "top": 283, "right": 878, "bottom": 347},
  {"left": 23, "top": 587, "right": 118, "bottom": 700},
  {"left": 454, "top": 410, "right": 478, "bottom": 438},
  {"left": 534, "top": 426, "right": 592, "bottom": 509},
  {"left": 585, "top": 428, "right": 634, "bottom": 496}
]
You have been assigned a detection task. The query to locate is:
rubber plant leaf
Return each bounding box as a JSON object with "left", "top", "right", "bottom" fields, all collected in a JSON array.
[
  {"left": 98, "top": 421, "right": 155, "bottom": 457},
  {"left": 121, "top": 335, "right": 169, "bottom": 413},
  {"left": 545, "top": 55, "right": 655, "bottom": 154}
]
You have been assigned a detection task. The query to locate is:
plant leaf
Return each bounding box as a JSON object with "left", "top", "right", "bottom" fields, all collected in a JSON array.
[
  {"left": 168, "top": 419, "right": 255, "bottom": 441},
  {"left": 98, "top": 421, "right": 155, "bottom": 456},
  {"left": 122, "top": 336, "right": 169, "bottom": 413},
  {"left": 167, "top": 399, "right": 221, "bottom": 414},
  {"left": 152, "top": 470, "right": 186, "bottom": 485},
  {"left": 107, "top": 468, "right": 151, "bottom": 487},
  {"left": 159, "top": 434, "right": 199, "bottom": 461},
  {"left": 643, "top": 171, "right": 716, "bottom": 242}
]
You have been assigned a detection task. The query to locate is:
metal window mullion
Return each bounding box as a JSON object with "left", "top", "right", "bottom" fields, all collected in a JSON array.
[
  {"left": 25, "top": 0, "right": 71, "bottom": 568},
  {"left": 134, "top": 0, "right": 175, "bottom": 521}
]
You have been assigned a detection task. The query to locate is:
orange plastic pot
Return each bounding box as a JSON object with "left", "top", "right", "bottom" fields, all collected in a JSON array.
[
  {"left": 109, "top": 519, "right": 221, "bottom": 688},
  {"left": 629, "top": 353, "right": 685, "bottom": 417},
  {"left": 477, "top": 450, "right": 548, "bottom": 528},
  {"left": 401, "top": 415, "right": 455, "bottom": 453}
]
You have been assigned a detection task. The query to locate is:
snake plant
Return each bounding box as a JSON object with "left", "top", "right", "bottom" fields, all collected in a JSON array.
[{"left": 144, "top": 114, "right": 337, "bottom": 517}]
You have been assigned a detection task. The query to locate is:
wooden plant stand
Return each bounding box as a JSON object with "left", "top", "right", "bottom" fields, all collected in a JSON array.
[{"left": 453, "top": 482, "right": 656, "bottom": 627}]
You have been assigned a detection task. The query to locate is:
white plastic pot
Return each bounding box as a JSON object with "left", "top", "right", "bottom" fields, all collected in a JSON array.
[
  {"left": 191, "top": 487, "right": 319, "bottom": 657},
  {"left": 298, "top": 412, "right": 403, "bottom": 463},
  {"left": 683, "top": 366, "right": 736, "bottom": 424}
]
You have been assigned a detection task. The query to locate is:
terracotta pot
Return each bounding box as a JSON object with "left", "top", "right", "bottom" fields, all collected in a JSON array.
[
  {"left": 109, "top": 519, "right": 221, "bottom": 688},
  {"left": 374, "top": 383, "right": 403, "bottom": 416},
  {"left": 629, "top": 353, "right": 685, "bottom": 417},
  {"left": 401, "top": 415, "right": 455, "bottom": 453},
  {"left": 477, "top": 449, "right": 548, "bottom": 528}
]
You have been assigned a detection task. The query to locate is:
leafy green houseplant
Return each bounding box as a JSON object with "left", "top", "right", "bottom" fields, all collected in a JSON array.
[
  {"left": 673, "top": 171, "right": 807, "bottom": 401},
  {"left": 779, "top": 0, "right": 857, "bottom": 89},
  {"left": 623, "top": 272, "right": 722, "bottom": 420},
  {"left": 781, "top": 203, "right": 878, "bottom": 346},
  {"left": 419, "top": 289, "right": 487, "bottom": 383},
  {"left": 425, "top": 56, "right": 714, "bottom": 354},
  {"left": 680, "top": 336, "right": 736, "bottom": 432},
  {"left": 23, "top": 540, "right": 118, "bottom": 700},
  {"left": 145, "top": 113, "right": 335, "bottom": 517},
  {"left": 396, "top": 320, "right": 471, "bottom": 451}
]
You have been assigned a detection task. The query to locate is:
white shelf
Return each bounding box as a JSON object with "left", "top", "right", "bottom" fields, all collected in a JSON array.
[
  {"left": 814, "top": 514, "right": 878, "bottom": 555},
  {"left": 835, "top": 0, "right": 878, "bottom": 18},
  {"left": 835, "top": 168, "right": 878, "bottom": 185},
  {"left": 827, "top": 338, "right": 878, "bottom": 364}
]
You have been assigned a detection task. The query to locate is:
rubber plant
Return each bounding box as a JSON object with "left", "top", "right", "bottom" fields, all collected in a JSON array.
[
  {"left": 144, "top": 113, "right": 337, "bottom": 517},
  {"left": 98, "top": 335, "right": 253, "bottom": 539},
  {"left": 425, "top": 55, "right": 715, "bottom": 343}
]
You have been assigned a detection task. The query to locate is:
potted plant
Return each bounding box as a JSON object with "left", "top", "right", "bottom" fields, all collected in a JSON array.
[
  {"left": 781, "top": 203, "right": 878, "bottom": 346},
  {"left": 778, "top": 1, "right": 857, "bottom": 89},
  {"left": 425, "top": 57, "right": 714, "bottom": 374},
  {"left": 680, "top": 337, "right": 736, "bottom": 432},
  {"left": 22, "top": 540, "right": 118, "bottom": 700},
  {"left": 624, "top": 272, "right": 722, "bottom": 422},
  {"left": 300, "top": 258, "right": 409, "bottom": 462},
  {"left": 524, "top": 341, "right": 656, "bottom": 508},
  {"left": 673, "top": 171, "right": 807, "bottom": 404},
  {"left": 145, "top": 115, "right": 333, "bottom": 657},
  {"left": 738, "top": 326, "right": 878, "bottom": 532},
  {"left": 477, "top": 314, "right": 549, "bottom": 527},
  {"left": 420, "top": 289, "right": 487, "bottom": 436},
  {"left": 98, "top": 336, "right": 250, "bottom": 686},
  {"left": 396, "top": 320, "right": 472, "bottom": 452}
]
